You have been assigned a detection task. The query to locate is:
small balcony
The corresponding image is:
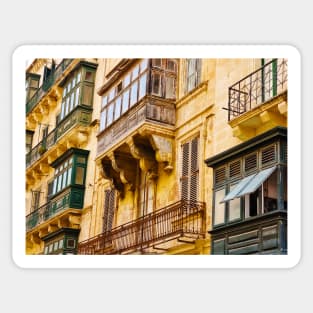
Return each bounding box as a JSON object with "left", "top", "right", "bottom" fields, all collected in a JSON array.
[
  {"left": 78, "top": 200, "right": 205, "bottom": 254},
  {"left": 26, "top": 59, "right": 74, "bottom": 114},
  {"left": 226, "top": 59, "right": 288, "bottom": 140},
  {"left": 26, "top": 106, "right": 92, "bottom": 168}
]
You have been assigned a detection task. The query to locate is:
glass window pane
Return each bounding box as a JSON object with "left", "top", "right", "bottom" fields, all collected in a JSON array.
[
  {"left": 124, "top": 74, "right": 131, "bottom": 87},
  {"left": 122, "top": 90, "right": 129, "bottom": 113},
  {"left": 62, "top": 171, "right": 68, "bottom": 189},
  {"left": 49, "top": 244, "right": 53, "bottom": 253},
  {"left": 139, "top": 73, "right": 147, "bottom": 100},
  {"left": 70, "top": 93, "right": 74, "bottom": 111},
  {"left": 75, "top": 88, "right": 80, "bottom": 106},
  {"left": 59, "top": 239, "right": 64, "bottom": 249},
  {"left": 62, "top": 88, "right": 66, "bottom": 97},
  {"left": 152, "top": 73, "right": 161, "bottom": 96},
  {"left": 57, "top": 175, "right": 62, "bottom": 192},
  {"left": 52, "top": 178, "right": 57, "bottom": 194},
  {"left": 67, "top": 83, "right": 71, "bottom": 94},
  {"left": 85, "top": 71, "right": 93, "bottom": 82},
  {"left": 82, "top": 85, "right": 93, "bottom": 105},
  {"left": 132, "top": 65, "right": 139, "bottom": 80},
  {"left": 165, "top": 76, "right": 175, "bottom": 99},
  {"left": 214, "top": 189, "right": 225, "bottom": 225},
  {"left": 65, "top": 98, "right": 70, "bottom": 116},
  {"left": 130, "top": 81, "right": 138, "bottom": 106},
  {"left": 75, "top": 167, "right": 85, "bottom": 185},
  {"left": 107, "top": 103, "right": 114, "bottom": 126},
  {"left": 229, "top": 184, "right": 241, "bottom": 221},
  {"left": 102, "top": 95, "right": 108, "bottom": 108},
  {"left": 44, "top": 247, "right": 48, "bottom": 254},
  {"left": 77, "top": 72, "right": 81, "bottom": 83},
  {"left": 140, "top": 59, "right": 148, "bottom": 72},
  {"left": 72, "top": 76, "right": 76, "bottom": 88},
  {"left": 61, "top": 101, "right": 65, "bottom": 119},
  {"left": 54, "top": 242, "right": 58, "bottom": 251},
  {"left": 100, "top": 110, "right": 106, "bottom": 131},
  {"left": 67, "top": 167, "right": 72, "bottom": 185},
  {"left": 115, "top": 97, "right": 121, "bottom": 120},
  {"left": 108, "top": 89, "right": 115, "bottom": 101}
]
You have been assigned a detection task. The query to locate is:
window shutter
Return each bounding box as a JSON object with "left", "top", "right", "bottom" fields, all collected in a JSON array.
[
  {"left": 180, "top": 137, "right": 199, "bottom": 201},
  {"left": 215, "top": 166, "right": 226, "bottom": 185},
  {"left": 261, "top": 145, "right": 276, "bottom": 167},
  {"left": 229, "top": 159, "right": 241, "bottom": 178},
  {"left": 103, "top": 190, "right": 115, "bottom": 234},
  {"left": 181, "top": 142, "right": 190, "bottom": 200},
  {"left": 190, "top": 137, "right": 199, "bottom": 201},
  {"left": 244, "top": 153, "right": 257, "bottom": 173},
  {"left": 31, "top": 190, "right": 41, "bottom": 211}
]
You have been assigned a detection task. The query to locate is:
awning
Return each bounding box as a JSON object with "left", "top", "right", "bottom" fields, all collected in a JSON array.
[
  {"left": 221, "top": 166, "right": 277, "bottom": 202},
  {"left": 221, "top": 174, "right": 255, "bottom": 202}
]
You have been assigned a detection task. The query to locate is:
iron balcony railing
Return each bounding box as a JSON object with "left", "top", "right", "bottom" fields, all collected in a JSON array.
[
  {"left": 26, "top": 59, "right": 74, "bottom": 114},
  {"left": 227, "top": 59, "right": 288, "bottom": 121},
  {"left": 26, "top": 189, "right": 71, "bottom": 231},
  {"left": 26, "top": 106, "right": 92, "bottom": 168},
  {"left": 78, "top": 200, "right": 205, "bottom": 255}
]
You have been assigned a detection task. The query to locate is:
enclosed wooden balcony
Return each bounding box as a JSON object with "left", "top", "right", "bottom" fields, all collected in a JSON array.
[
  {"left": 26, "top": 59, "right": 74, "bottom": 114},
  {"left": 97, "top": 96, "right": 175, "bottom": 155},
  {"left": 78, "top": 200, "right": 205, "bottom": 254},
  {"left": 227, "top": 59, "right": 288, "bottom": 140},
  {"left": 26, "top": 187, "right": 83, "bottom": 232},
  {"left": 26, "top": 105, "right": 92, "bottom": 168}
]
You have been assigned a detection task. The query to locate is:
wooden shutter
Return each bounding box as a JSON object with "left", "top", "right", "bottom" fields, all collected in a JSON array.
[
  {"left": 31, "top": 190, "right": 41, "bottom": 211},
  {"left": 261, "top": 144, "right": 276, "bottom": 167},
  {"left": 102, "top": 189, "right": 115, "bottom": 234},
  {"left": 190, "top": 137, "right": 199, "bottom": 201},
  {"left": 180, "top": 137, "right": 199, "bottom": 201},
  {"left": 181, "top": 142, "right": 190, "bottom": 200}
]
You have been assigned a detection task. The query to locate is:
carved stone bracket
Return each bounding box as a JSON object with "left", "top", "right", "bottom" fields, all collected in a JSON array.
[
  {"left": 126, "top": 137, "right": 158, "bottom": 178},
  {"left": 149, "top": 134, "right": 173, "bottom": 172},
  {"left": 108, "top": 152, "right": 137, "bottom": 190}
]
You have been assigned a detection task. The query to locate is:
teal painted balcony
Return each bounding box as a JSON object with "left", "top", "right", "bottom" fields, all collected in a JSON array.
[
  {"left": 26, "top": 106, "right": 92, "bottom": 168},
  {"left": 26, "top": 59, "right": 74, "bottom": 114}
]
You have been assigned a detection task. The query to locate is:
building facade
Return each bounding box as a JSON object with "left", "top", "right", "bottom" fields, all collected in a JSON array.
[{"left": 25, "top": 57, "right": 287, "bottom": 255}]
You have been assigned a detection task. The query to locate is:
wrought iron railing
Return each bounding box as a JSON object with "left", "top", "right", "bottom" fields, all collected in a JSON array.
[
  {"left": 78, "top": 200, "right": 205, "bottom": 254},
  {"left": 227, "top": 59, "right": 288, "bottom": 121},
  {"left": 26, "top": 59, "right": 74, "bottom": 114},
  {"left": 26, "top": 189, "right": 71, "bottom": 231},
  {"left": 26, "top": 106, "right": 92, "bottom": 167}
]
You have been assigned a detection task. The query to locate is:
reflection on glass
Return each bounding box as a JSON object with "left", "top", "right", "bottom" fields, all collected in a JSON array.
[
  {"left": 132, "top": 65, "right": 139, "bottom": 80},
  {"left": 102, "top": 95, "right": 107, "bottom": 108},
  {"left": 122, "top": 90, "right": 129, "bottom": 113},
  {"left": 115, "top": 97, "right": 121, "bottom": 120},
  {"left": 107, "top": 103, "right": 114, "bottom": 125},
  {"left": 75, "top": 88, "right": 80, "bottom": 106},
  {"left": 139, "top": 74, "right": 147, "bottom": 100},
  {"left": 67, "top": 167, "right": 72, "bottom": 185},
  {"left": 214, "top": 189, "right": 225, "bottom": 225},
  {"left": 100, "top": 110, "right": 106, "bottom": 131},
  {"left": 140, "top": 59, "right": 148, "bottom": 72},
  {"left": 109, "top": 89, "right": 115, "bottom": 101},
  {"left": 75, "top": 167, "right": 85, "bottom": 185},
  {"left": 229, "top": 184, "right": 241, "bottom": 221},
  {"left": 130, "top": 81, "right": 138, "bottom": 106},
  {"left": 124, "top": 74, "right": 131, "bottom": 87}
]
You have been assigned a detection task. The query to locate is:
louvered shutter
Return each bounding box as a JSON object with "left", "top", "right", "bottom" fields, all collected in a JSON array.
[
  {"left": 190, "top": 137, "right": 199, "bottom": 201},
  {"left": 102, "top": 189, "right": 115, "bottom": 234},
  {"left": 180, "top": 137, "right": 199, "bottom": 201},
  {"left": 181, "top": 142, "right": 190, "bottom": 200}
]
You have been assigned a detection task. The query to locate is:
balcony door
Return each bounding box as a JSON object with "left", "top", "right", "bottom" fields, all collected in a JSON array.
[{"left": 261, "top": 58, "right": 277, "bottom": 102}]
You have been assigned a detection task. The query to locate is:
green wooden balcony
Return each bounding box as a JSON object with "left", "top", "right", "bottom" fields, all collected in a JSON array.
[
  {"left": 26, "top": 59, "right": 74, "bottom": 114},
  {"left": 26, "top": 187, "right": 84, "bottom": 231},
  {"left": 26, "top": 106, "right": 92, "bottom": 168}
]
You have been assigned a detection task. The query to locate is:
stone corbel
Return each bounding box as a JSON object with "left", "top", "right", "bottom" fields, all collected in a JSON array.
[
  {"left": 149, "top": 134, "right": 173, "bottom": 172},
  {"left": 76, "top": 131, "right": 88, "bottom": 146},
  {"left": 26, "top": 117, "right": 36, "bottom": 130},
  {"left": 69, "top": 215, "right": 81, "bottom": 228},
  {"left": 32, "top": 111, "right": 43, "bottom": 123},
  {"left": 40, "top": 102, "right": 49, "bottom": 115},
  {"left": 126, "top": 137, "right": 158, "bottom": 176},
  {"left": 108, "top": 152, "right": 136, "bottom": 190},
  {"left": 50, "top": 86, "right": 63, "bottom": 101},
  {"left": 39, "top": 162, "right": 50, "bottom": 175}
]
